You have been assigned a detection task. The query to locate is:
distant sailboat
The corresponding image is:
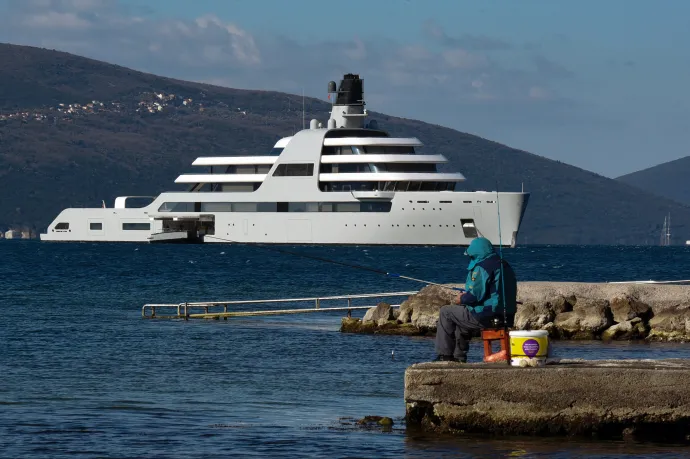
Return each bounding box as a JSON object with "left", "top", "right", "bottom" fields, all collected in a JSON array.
[{"left": 660, "top": 213, "right": 671, "bottom": 246}]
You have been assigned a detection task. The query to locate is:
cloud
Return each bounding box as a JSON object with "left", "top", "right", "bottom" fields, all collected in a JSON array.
[
  {"left": 0, "top": 0, "right": 585, "bottom": 132},
  {"left": 22, "top": 11, "right": 92, "bottom": 29},
  {"left": 423, "top": 19, "right": 512, "bottom": 51},
  {"left": 532, "top": 55, "right": 574, "bottom": 79},
  {"left": 3, "top": 0, "right": 261, "bottom": 68}
]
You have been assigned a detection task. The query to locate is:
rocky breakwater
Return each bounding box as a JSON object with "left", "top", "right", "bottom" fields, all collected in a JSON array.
[{"left": 340, "top": 282, "right": 690, "bottom": 341}]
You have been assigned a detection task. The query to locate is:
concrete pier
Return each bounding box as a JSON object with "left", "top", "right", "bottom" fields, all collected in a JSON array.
[{"left": 405, "top": 359, "right": 690, "bottom": 442}]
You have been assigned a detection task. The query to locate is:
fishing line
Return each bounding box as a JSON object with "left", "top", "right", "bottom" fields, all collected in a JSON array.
[{"left": 204, "top": 234, "right": 465, "bottom": 292}]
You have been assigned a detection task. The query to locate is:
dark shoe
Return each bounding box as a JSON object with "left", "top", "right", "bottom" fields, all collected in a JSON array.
[{"left": 434, "top": 355, "right": 458, "bottom": 362}]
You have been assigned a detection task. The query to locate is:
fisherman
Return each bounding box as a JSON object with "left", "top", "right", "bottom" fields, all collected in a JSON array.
[{"left": 434, "top": 237, "right": 518, "bottom": 362}]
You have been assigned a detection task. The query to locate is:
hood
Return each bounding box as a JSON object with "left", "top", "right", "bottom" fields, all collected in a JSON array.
[{"left": 465, "top": 237, "right": 496, "bottom": 270}]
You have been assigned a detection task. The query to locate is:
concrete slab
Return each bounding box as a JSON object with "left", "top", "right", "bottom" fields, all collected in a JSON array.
[{"left": 405, "top": 359, "right": 690, "bottom": 442}]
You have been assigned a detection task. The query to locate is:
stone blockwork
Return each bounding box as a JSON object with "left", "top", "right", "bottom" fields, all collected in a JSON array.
[
  {"left": 340, "top": 282, "right": 690, "bottom": 341},
  {"left": 405, "top": 359, "right": 690, "bottom": 442}
]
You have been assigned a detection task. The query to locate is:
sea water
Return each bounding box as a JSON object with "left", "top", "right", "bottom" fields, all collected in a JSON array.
[{"left": 1, "top": 242, "right": 690, "bottom": 458}]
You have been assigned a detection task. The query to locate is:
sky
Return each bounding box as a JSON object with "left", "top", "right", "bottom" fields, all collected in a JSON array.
[{"left": 1, "top": 0, "right": 689, "bottom": 177}]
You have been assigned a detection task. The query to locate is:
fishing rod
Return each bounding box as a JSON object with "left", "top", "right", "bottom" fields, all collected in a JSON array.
[
  {"left": 496, "top": 181, "right": 508, "bottom": 334},
  {"left": 204, "top": 234, "right": 465, "bottom": 293}
]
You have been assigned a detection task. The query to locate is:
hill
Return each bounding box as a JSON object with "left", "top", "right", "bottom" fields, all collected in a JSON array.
[
  {"left": 617, "top": 156, "right": 690, "bottom": 206},
  {"left": 1, "top": 42, "right": 689, "bottom": 245}
]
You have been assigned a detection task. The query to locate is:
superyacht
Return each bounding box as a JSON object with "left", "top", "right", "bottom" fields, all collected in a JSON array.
[{"left": 41, "top": 74, "right": 530, "bottom": 246}]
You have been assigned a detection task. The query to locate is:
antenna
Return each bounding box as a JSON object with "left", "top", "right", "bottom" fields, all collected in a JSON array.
[{"left": 302, "top": 88, "right": 305, "bottom": 130}]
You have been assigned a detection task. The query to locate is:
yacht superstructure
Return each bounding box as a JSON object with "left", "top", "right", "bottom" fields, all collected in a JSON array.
[{"left": 41, "top": 74, "right": 530, "bottom": 246}]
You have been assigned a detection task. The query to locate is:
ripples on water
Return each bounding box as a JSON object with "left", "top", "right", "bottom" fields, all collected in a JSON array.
[{"left": 1, "top": 243, "right": 690, "bottom": 458}]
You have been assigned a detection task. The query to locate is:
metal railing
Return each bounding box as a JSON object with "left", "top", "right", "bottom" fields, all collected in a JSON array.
[{"left": 142, "top": 290, "right": 418, "bottom": 320}]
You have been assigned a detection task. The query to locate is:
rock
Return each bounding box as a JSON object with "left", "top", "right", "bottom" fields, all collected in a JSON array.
[
  {"left": 554, "top": 298, "right": 612, "bottom": 339},
  {"left": 340, "top": 317, "right": 372, "bottom": 333},
  {"left": 601, "top": 318, "right": 648, "bottom": 340},
  {"left": 377, "top": 416, "right": 394, "bottom": 427},
  {"left": 515, "top": 301, "right": 555, "bottom": 330},
  {"left": 340, "top": 317, "right": 429, "bottom": 336},
  {"left": 356, "top": 415, "right": 394, "bottom": 428},
  {"left": 647, "top": 305, "right": 690, "bottom": 342},
  {"left": 541, "top": 322, "right": 557, "bottom": 338},
  {"left": 398, "top": 284, "right": 457, "bottom": 330},
  {"left": 549, "top": 295, "right": 574, "bottom": 314},
  {"left": 362, "top": 302, "right": 392, "bottom": 324},
  {"left": 391, "top": 308, "right": 401, "bottom": 320},
  {"left": 610, "top": 295, "right": 652, "bottom": 323}
]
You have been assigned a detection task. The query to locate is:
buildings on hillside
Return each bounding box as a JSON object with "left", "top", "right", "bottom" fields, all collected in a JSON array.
[{"left": 3, "top": 229, "right": 35, "bottom": 239}]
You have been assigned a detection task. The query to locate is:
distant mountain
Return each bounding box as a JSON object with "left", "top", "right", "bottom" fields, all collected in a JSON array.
[
  {"left": 2, "top": 42, "right": 690, "bottom": 244},
  {"left": 617, "top": 156, "right": 690, "bottom": 206}
]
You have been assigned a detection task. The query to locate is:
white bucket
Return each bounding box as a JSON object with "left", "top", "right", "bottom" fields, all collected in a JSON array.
[{"left": 509, "top": 330, "right": 549, "bottom": 367}]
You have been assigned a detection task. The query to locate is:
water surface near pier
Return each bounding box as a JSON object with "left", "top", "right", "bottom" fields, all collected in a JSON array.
[{"left": 1, "top": 242, "right": 689, "bottom": 458}]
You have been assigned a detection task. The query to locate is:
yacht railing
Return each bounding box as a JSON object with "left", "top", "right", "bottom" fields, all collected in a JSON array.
[{"left": 142, "top": 290, "right": 418, "bottom": 319}]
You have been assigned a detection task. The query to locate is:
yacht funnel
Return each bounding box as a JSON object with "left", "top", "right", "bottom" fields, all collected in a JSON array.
[{"left": 329, "top": 73, "right": 367, "bottom": 129}]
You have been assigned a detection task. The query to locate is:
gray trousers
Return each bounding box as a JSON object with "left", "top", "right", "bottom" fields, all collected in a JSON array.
[{"left": 435, "top": 305, "right": 487, "bottom": 361}]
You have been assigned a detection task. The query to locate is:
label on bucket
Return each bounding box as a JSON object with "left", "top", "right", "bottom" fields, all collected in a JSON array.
[{"left": 522, "top": 339, "right": 540, "bottom": 357}]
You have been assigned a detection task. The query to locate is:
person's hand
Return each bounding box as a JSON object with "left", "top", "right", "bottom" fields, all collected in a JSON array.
[{"left": 455, "top": 293, "right": 462, "bottom": 305}]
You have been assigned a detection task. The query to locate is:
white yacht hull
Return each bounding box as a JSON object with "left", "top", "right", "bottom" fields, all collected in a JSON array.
[{"left": 40, "top": 191, "right": 528, "bottom": 246}]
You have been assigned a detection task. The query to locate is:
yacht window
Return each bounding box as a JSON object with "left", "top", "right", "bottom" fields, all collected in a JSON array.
[
  {"left": 233, "top": 203, "right": 258, "bottom": 212},
  {"left": 256, "top": 165, "right": 271, "bottom": 174},
  {"left": 288, "top": 202, "right": 307, "bottom": 212},
  {"left": 361, "top": 146, "right": 415, "bottom": 154},
  {"left": 272, "top": 163, "right": 315, "bottom": 177},
  {"left": 200, "top": 202, "right": 233, "bottom": 212},
  {"left": 257, "top": 202, "right": 278, "bottom": 212},
  {"left": 221, "top": 183, "right": 256, "bottom": 192},
  {"left": 122, "top": 223, "right": 151, "bottom": 231},
  {"left": 360, "top": 202, "right": 393, "bottom": 212},
  {"left": 89, "top": 222, "right": 102, "bottom": 231},
  {"left": 335, "top": 202, "right": 360, "bottom": 212},
  {"left": 460, "top": 219, "right": 478, "bottom": 238},
  {"left": 55, "top": 222, "right": 69, "bottom": 230},
  {"left": 158, "top": 202, "right": 196, "bottom": 212}
]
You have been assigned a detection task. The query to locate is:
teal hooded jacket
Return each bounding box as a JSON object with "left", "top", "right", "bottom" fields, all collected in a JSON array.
[{"left": 460, "top": 237, "right": 517, "bottom": 314}]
